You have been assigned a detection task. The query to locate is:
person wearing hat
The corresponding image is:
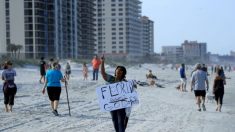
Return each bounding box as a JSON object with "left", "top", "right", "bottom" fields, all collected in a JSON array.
[{"left": 1, "top": 61, "right": 17, "bottom": 112}]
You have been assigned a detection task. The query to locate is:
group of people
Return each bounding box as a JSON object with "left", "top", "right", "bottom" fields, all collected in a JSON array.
[
  {"left": 2, "top": 56, "right": 230, "bottom": 132},
  {"left": 39, "top": 57, "right": 71, "bottom": 84},
  {"left": 178, "top": 63, "right": 226, "bottom": 112},
  {"left": 1, "top": 55, "right": 132, "bottom": 131}
]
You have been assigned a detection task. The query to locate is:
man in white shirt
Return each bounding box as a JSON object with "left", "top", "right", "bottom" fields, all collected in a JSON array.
[{"left": 191, "top": 63, "right": 209, "bottom": 111}]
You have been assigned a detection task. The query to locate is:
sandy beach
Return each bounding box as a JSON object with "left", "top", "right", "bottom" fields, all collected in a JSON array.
[{"left": 0, "top": 63, "right": 234, "bottom": 132}]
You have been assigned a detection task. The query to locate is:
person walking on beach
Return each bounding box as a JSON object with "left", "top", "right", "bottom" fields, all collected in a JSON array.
[
  {"left": 91, "top": 55, "right": 101, "bottom": 80},
  {"left": 202, "top": 64, "right": 209, "bottom": 76},
  {"left": 82, "top": 62, "right": 88, "bottom": 80},
  {"left": 219, "top": 66, "right": 226, "bottom": 85},
  {"left": 1, "top": 61, "right": 17, "bottom": 112},
  {"left": 213, "top": 68, "right": 225, "bottom": 112},
  {"left": 48, "top": 58, "right": 54, "bottom": 69},
  {"left": 39, "top": 57, "right": 47, "bottom": 83},
  {"left": 179, "top": 63, "right": 187, "bottom": 92},
  {"left": 65, "top": 62, "right": 71, "bottom": 80},
  {"left": 191, "top": 63, "right": 209, "bottom": 111},
  {"left": 42, "top": 62, "right": 65, "bottom": 116},
  {"left": 100, "top": 55, "right": 131, "bottom": 132}
]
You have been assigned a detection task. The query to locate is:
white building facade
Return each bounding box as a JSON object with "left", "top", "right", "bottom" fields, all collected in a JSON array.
[{"left": 94, "top": 0, "right": 142, "bottom": 59}]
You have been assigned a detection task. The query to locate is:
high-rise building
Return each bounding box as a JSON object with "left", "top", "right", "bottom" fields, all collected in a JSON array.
[
  {"left": 140, "top": 16, "right": 154, "bottom": 56},
  {"left": 0, "top": 0, "right": 95, "bottom": 59},
  {"left": 94, "top": 0, "right": 142, "bottom": 59},
  {"left": 78, "top": 0, "right": 96, "bottom": 59}
]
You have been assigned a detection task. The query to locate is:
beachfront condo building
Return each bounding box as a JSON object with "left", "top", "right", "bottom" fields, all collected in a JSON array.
[
  {"left": 0, "top": 0, "right": 95, "bottom": 59},
  {"left": 140, "top": 16, "right": 154, "bottom": 56},
  {"left": 161, "top": 46, "right": 184, "bottom": 62},
  {"left": 182, "top": 40, "right": 207, "bottom": 60},
  {"left": 94, "top": 0, "right": 143, "bottom": 60}
]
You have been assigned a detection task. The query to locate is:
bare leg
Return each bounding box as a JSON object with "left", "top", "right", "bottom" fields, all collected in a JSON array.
[
  {"left": 5, "top": 104, "right": 9, "bottom": 112},
  {"left": 181, "top": 83, "right": 184, "bottom": 91},
  {"left": 51, "top": 101, "right": 54, "bottom": 110},
  {"left": 53, "top": 100, "right": 59, "bottom": 110},
  {"left": 218, "top": 97, "right": 221, "bottom": 112},
  {"left": 9, "top": 105, "right": 13, "bottom": 112},
  {"left": 202, "top": 96, "right": 206, "bottom": 111},
  {"left": 196, "top": 96, "right": 201, "bottom": 111}
]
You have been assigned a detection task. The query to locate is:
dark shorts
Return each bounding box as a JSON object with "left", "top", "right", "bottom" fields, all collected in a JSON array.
[
  {"left": 47, "top": 87, "right": 61, "bottom": 101},
  {"left": 40, "top": 70, "right": 46, "bottom": 76},
  {"left": 66, "top": 70, "right": 71, "bottom": 75},
  {"left": 3, "top": 82, "right": 17, "bottom": 105},
  {"left": 194, "top": 90, "right": 206, "bottom": 97}
]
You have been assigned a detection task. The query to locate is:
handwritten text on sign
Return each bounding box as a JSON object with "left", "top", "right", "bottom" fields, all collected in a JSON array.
[{"left": 96, "top": 80, "right": 139, "bottom": 112}]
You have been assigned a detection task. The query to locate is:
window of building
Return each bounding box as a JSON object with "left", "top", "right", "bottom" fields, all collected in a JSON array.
[
  {"left": 119, "top": 8, "right": 123, "bottom": 11},
  {"left": 119, "top": 32, "right": 123, "bottom": 35}
]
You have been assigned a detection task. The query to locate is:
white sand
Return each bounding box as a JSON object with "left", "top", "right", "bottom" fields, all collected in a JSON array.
[{"left": 0, "top": 64, "right": 234, "bottom": 132}]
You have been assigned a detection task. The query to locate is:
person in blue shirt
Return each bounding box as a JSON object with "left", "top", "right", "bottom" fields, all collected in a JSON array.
[
  {"left": 179, "top": 63, "right": 187, "bottom": 92},
  {"left": 42, "top": 62, "right": 65, "bottom": 116},
  {"left": 1, "top": 61, "right": 17, "bottom": 112}
]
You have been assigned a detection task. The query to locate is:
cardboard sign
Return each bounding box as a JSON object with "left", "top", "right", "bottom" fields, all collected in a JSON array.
[{"left": 96, "top": 80, "right": 139, "bottom": 112}]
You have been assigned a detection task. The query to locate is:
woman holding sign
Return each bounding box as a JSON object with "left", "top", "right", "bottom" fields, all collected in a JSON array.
[{"left": 101, "top": 55, "right": 130, "bottom": 132}]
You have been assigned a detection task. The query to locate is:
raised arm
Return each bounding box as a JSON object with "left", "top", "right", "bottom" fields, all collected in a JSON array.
[{"left": 101, "top": 55, "right": 108, "bottom": 81}]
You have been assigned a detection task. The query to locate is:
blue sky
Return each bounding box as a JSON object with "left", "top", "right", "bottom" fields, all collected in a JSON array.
[{"left": 142, "top": 0, "right": 235, "bottom": 55}]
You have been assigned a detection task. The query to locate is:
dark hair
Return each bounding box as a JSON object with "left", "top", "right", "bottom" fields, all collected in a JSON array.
[
  {"left": 115, "top": 66, "right": 127, "bottom": 79},
  {"left": 52, "top": 62, "right": 58, "bottom": 69},
  {"left": 5, "top": 60, "right": 12, "bottom": 66},
  {"left": 41, "top": 57, "right": 44, "bottom": 60},
  {"left": 3, "top": 63, "right": 8, "bottom": 69}
]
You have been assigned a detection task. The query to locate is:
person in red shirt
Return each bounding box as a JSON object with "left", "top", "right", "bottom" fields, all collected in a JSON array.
[{"left": 91, "top": 55, "right": 101, "bottom": 80}]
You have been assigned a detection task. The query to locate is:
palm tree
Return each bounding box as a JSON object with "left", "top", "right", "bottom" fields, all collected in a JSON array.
[
  {"left": 16, "top": 45, "right": 23, "bottom": 59},
  {"left": 7, "top": 43, "right": 14, "bottom": 57}
]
